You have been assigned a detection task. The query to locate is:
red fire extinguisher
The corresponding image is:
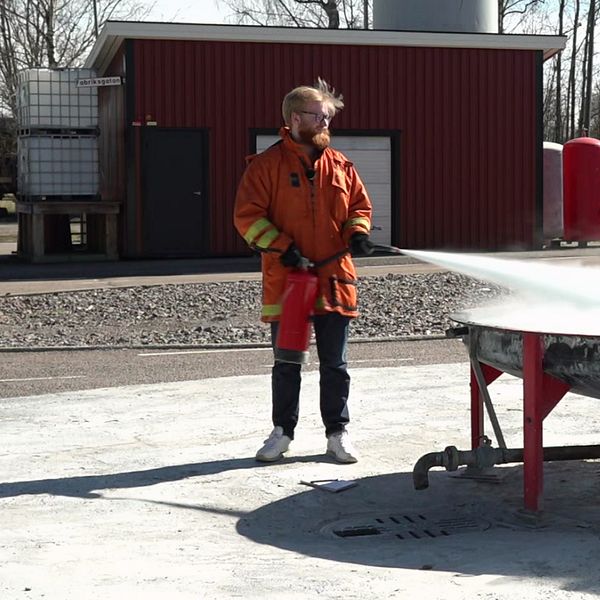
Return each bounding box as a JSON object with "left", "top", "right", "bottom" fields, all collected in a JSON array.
[
  {"left": 275, "top": 269, "right": 319, "bottom": 364},
  {"left": 273, "top": 244, "right": 401, "bottom": 364}
]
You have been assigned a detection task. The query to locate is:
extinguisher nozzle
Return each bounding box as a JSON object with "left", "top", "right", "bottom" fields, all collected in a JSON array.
[{"left": 274, "top": 347, "right": 310, "bottom": 365}]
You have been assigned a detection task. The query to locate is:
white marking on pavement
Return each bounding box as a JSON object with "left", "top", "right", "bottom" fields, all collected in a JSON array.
[
  {"left": 353, "top": 358, "right": 413, "bottom": 363},
  {"left": 139, "top": 352, "right": 413, "bottom": 365},
  {"left": 1, "top": 375, "right": 86, "bottom": 383},
  {"left": 138, "top": 348, "right": 272, "bottom": 357},
  {"left": 261, "top": 358, "right": 413, "bottom": 368}
]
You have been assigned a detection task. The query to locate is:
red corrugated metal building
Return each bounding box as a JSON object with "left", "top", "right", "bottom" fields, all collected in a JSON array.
[{"left": 85, "top": 22, "right": 565, "bottom": 258}]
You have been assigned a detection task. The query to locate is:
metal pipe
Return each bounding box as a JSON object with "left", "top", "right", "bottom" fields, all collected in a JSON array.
[
  {"left": 413, "top": 452, "right": 446, "bottom": 490},
  {"left": 470, "top": 355, "right": 507, "bottom": 449},
  {"left": 413, "top": 444, "right": 600, "bottom": 490}
]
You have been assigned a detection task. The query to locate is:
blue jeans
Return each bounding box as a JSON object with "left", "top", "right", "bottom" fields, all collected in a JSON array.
[{"left": 270, "top": 312, "right": 351, "bottom": 439}]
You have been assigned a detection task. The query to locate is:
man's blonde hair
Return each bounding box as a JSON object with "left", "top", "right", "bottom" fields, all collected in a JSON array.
[{"left": 281, "top": 77, "right": 344, "bottom": 125}]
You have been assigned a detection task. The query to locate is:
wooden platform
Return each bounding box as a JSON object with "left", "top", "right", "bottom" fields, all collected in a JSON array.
[{"left": 16, "top": 200, "right": 120, "bottom": 263}]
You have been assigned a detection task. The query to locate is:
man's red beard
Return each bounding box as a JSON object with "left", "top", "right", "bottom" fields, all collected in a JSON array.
[{"left": 298, "top": 126, "right": 331, "bottom": 151}]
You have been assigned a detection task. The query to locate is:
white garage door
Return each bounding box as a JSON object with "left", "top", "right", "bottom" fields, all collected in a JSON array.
[{"left": 256, "top": 134, "right": 392, "bottom": 246}]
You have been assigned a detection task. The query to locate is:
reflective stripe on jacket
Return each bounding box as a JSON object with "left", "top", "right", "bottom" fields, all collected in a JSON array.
[{"left": 234, "top": 128, "right": 372, "bottom": 322}]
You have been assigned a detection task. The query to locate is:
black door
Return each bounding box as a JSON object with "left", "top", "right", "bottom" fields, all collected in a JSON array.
[{"left": 141, "top": 128, "right": 209, "bottom": 256}]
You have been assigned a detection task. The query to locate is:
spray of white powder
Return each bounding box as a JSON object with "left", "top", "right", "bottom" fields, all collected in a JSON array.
[{"left": 401, "top": 249, "right": 600, "bottom": 335}]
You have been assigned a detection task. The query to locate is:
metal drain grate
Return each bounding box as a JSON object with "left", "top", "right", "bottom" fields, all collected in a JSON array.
[{"left": 327, "top": 513, "right": 490, "bottom": 541}]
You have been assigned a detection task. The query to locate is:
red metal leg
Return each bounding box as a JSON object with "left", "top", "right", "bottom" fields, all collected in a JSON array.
[
  {"left": 470, "top": 366, "right": 483, "bottom": 450},
  {"left": 522, "top": 333, "right": 544, "bottom": 512}
]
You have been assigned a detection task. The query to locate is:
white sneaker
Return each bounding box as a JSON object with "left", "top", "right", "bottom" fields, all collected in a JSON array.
[
  {"left": 255, "top": 426, "right": 291, "bottom": 462},
  {"left": 326, "top": 430, "right": 359, "bottom": 463}
]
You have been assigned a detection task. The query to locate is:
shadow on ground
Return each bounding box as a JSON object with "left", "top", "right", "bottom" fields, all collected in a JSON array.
[
  {"left": 2, "top": 453, "right": 600, "bottom": 593},
  {"left": 231, "top": 462, "right": 600, "bottom": 593},
  {"left": 0, "top": 454, "right": 327, "bottom": 498}
]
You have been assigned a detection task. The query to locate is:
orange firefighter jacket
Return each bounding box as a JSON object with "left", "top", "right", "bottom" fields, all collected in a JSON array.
[{"left": 234, "top": 127, "right": 372, "bottom": 322}]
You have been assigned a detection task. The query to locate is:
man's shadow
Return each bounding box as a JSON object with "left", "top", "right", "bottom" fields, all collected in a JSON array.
[{"left": 0, "top": 454, "right": 325, "bottom": 499}]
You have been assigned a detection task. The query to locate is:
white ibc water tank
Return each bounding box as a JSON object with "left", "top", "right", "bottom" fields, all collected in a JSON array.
[
  {"left": 17, "top": 68, "right": 98, "bottom": 130},
  {"left": 543, "top": 141, "right": 563, "bottom": 240},
  {"left": 18, "top": 134, "right": 99, "bottom": 197},
  {"left": 373, "top": 0, "right": 498, "bottom": 33}
]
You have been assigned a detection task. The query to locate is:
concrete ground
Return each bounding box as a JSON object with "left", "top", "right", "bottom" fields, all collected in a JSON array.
[
  {"left": 2, "top": 223, "right": 600, "bottom": 598},
  {"left": 1, "top": 361, "right": 600, "bottom": 599}
]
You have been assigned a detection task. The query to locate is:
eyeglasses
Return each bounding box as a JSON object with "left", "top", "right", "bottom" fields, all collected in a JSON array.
[{"left": 299, "top": 110, "right": 332, "bottom": 124}]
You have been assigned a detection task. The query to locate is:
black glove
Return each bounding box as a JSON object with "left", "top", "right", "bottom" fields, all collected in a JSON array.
[
  {"left": 280, "top": 244, "right": 305, "bottom": 268},
  {"left": 349, "top": 233, "right": 375, "bottom": 256}
]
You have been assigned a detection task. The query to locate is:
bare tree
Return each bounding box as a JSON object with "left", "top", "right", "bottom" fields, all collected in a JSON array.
[
  {"left": 502, "top": 0, "right": 599, "bottom": 143},
  {"left": 554, "top": 0, "right": 565, "bottom": 140},
  {"left": 566, "top": 0, "right": 581, "bottom": 139},
  {"left": 0, "top": 0, "right": 147, "bottom": 118},
  {"left": 222, "top": 0, "right": 371, "bottom": 29},
  {"left": 543, "top": 57, "right": 558, "bottom": 139},
  {"left": 578, "top": 0, "right": 596, "bottom": 134},
  {"left": 498, "top": 0, "right": 546, "bottom": 33},
  {"left": 590, "top": 81, "right": 600, "bottom": 136}
]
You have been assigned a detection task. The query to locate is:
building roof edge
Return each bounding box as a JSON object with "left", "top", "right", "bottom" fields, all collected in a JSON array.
[{"left": 85, "top": 21, "right": 566, "bottom": 73}]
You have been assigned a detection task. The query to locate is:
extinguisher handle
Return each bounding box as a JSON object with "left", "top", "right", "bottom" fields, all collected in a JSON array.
[
  {"left": 297, "top": 256, "right": 313, "bottom": 270},
  {"left": 250, "top": 243, "right": 313, "bottom": 268}
]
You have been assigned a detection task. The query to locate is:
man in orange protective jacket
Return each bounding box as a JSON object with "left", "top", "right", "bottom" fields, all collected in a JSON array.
[{"left": 234, "top": 78, "right": 373, "bottom": 463}]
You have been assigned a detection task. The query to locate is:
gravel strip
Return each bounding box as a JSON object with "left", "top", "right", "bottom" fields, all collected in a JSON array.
[{"left": 0, "top": 272, "right": 507, "bottom": 348}]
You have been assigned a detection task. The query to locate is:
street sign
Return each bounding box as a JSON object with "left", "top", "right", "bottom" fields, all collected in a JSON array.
[{"left": 76, "top": 76, "right": 122, "bottom": 88}]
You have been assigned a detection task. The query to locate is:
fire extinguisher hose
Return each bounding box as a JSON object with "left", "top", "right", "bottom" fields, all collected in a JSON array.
[{"left": 251, "top": 243, "right": 404, "bottom": 268}]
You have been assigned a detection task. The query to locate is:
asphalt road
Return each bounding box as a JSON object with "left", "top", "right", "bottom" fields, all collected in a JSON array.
[
  {"left": 0, "top": 338, "right": 465, "bottom": 399},
  {"left": 4, "top": 243, "right": 600, "bottom": 402}
]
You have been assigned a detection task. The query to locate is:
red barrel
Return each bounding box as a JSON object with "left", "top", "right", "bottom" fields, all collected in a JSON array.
[
  {"left": 275, "top": 270, "right": 318, "bottom": 364},
  {"left": 563, "top": 136, "right": 600, "bottom": 241}
]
